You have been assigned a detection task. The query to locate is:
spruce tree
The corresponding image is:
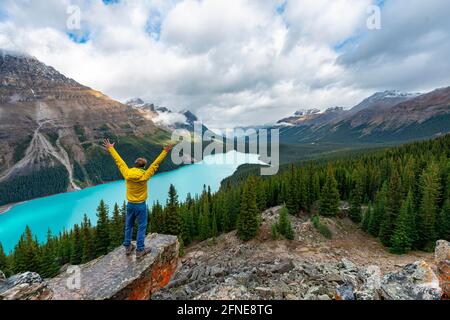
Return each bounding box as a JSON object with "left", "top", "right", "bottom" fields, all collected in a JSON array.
[
  {"left": 95, "top": 200, "right": 110, "bottom": 255},
  {"left": 437, "top": 199, "right": 450, "bottom": 240},
  {"left": 349, "top": 169, "right": 364, "bottom": 223},
  {"left": 361, "top": 205, "right": 371, "bottom": 231},
  {"left": 81, "top": 215, "right": 95, "bottom": 263},
  {"left": 379, "top": 170, "right": 401, "bottom": 247},
  {"left": 286, "top": 165, "right": 299, "bottom": 215},
  {"left": 237, "top": 177, "right": 260, "bottom": 241},
  {"left": 180, "top": 205, "right": 194, "bottom": 245},
  {"left": 368, "top": 182, "right": 387, "bottom": 237},
  {"left": 390, "top": 191, "right": 416, "bottom": 254},
  {"left": 39, "top": 229, "right": 59, "bottom": 278},
  {"left": 110, "top": 203, "right": 124, "bottom": 247},
  {"left": 418, "top": 163, "right": 441, "bottom": 250},
  {"left": 70, "top": 224, "right": 83, "bottom": 265},
  {"left": 150, "top": 201, "right": 165, "bottom": 233},
  {"left": 198, "top": 200, "right": 211, "bottom": 240},
  {"left": 0, "top": 242, "right": 10, "bottom": 277},
  {"left": 318, "top": 166, "right": 340, "bottom": 216},
  {"left": 277, "top": 206, "right": 295, "bottom": 240},
  {"left": 165, "top": 184, "right": 182, "bottom": 236}
]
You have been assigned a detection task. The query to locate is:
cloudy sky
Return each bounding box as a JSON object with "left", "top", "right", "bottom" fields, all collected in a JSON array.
[{"left": 1, "top": 0, "right": 449, "bottom": 129}]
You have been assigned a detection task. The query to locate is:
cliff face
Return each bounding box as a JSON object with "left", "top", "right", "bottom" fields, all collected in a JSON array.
[{"left": 0, "top": 234, "right": 179, "bottom": 300}]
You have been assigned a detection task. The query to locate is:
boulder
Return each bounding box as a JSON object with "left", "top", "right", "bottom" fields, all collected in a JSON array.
[
  {"left": 380, "top": 260, "right": 441, "bottom": 300},
  {"left": 0, "top": 270, "right": 5, "bottom": 282},
  {"left": 0, "top": 272, "right": 52, "bottom": 300},
  {"left": 335, "top": 283, "right": 355, "bottom": 300},
  {"left": 338, "top": 258, "right": 358, "bottom": 273},
  {"left": 355, "top": 266, "right": 382, "bottom": 300},
  {"left": 46, "top": 234, "right": 179, "bottom": 300},
  {"left": 435, "top": 240, "right": 450, "bottom": 299}
]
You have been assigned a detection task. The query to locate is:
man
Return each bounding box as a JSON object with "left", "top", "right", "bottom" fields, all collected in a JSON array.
[{"left": 102, "top": 138, "right": 172, "bottom": 258}]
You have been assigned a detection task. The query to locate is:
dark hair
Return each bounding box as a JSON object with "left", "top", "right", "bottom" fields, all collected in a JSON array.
[{"left": 134, "top": 158, "right": 147, "bottom": 168}]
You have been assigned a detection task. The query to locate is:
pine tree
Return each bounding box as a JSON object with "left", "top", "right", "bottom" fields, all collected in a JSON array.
[
  {"left": 361, "top": 205, "right": 371, "bottom": 231},
  {"left": 39, "top": 229, "right": 59, "bottom": 278},
  {"left": 81, "top": 214, "right": 95, "bottom": 263},
  {"left": 59, "top": 230, "right": 72, "bottom": 265},
  {"left": 12, "top": 226, "right": 40, "bottom": 273},
  {"left": 198, "top": 199, "right": 211, "bottom": 240},
  {"left": 390, "top": 191, "right": 416, "bottom": 254},
  {"left": 211, "top": 212, "right": 218, "bottom": 238},
  {"left": 110, "top": 203, "right": 124, "bottom": 247},
  {"left": 297, "top": 172, "right": 308, "bottom": 212},
  {"left": 368, "top": 182, "right": 387, "bottom": 237},
  {"left": 418, "top": 163, "right": 441, "bottom": 250},
  {"left": 437, "top": 199, "right": 450, "bottom": 240},
  {"left": 277, "top": 206, "right": 295, "bottom": 240},
  {"left": 349, "top": 169, "right": 364, "bottom": 223},
  {"left": 150, "top": 201, "right": 165, "bottom": 233},
  {"left": 286, "top": 165, "right": 299, "bottom": 215},
  {"left": 379, "top": 170, "right": 401, "bottom": 247},
  {"left": 318, "top": 166, "right": 340, "bottom": 216},
  {"left": 70, "top": 224, "right": 83, "bottom": 265},
  {"left": 95, "top": 200, "right": 110, "bottom": 255},
  {"left": 165, "top": 184, "right": 182, "bottom": 236},
  {"left": 0, "top": 242, "right": 10, "bottom": 277},
  {"left": 237, "top": 177, "right": 260, "bottom": 241},
  {"left": 180, "top": 205, "right": 194, "bottom": 245},
  {"left": 255, "top": 178, "right": 267, "bottom": 212}
]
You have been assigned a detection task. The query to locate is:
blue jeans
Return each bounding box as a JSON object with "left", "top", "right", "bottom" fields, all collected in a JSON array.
[{"left": 123, "top": 202, "right": 148, "bottom": 252}]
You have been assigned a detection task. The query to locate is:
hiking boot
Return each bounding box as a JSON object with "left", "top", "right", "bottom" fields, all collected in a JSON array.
[
  {"left": 124, "top": 243, "right": 136, "bottom": 256},
  {"left": 136, "top": 247, "right": 152, "bottom": 259}
]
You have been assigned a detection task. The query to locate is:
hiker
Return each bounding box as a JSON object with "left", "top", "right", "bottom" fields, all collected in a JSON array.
[{"left": 102, "top": 138, "right": 172, "bottom": 258}]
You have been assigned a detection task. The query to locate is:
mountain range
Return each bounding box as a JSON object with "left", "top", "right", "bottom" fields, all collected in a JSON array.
[{"left": 276, "top": 88, "right": 450, "bottom": 144}]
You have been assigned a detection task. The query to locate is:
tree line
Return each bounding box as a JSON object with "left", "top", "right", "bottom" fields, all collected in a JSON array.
[{"left": 1, "top": 134, "right": 450, "bottom": 278}]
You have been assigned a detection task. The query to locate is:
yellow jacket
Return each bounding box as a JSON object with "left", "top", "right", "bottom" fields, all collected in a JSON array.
[{"left": 108, "top": 147, "right": 168, "bottom": 203}]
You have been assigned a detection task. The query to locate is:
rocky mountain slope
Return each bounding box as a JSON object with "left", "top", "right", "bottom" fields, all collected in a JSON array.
[
  {"left": 0, "top": 51, "right": 174, "bottom": 205},
  {"left": 278, "top": 107, "right": 346, "bottom": 127},
  {"left": 153, "top": 206, "right": 448, "bottom": 300},
  {"left": 278, "top": 88, "right": 450, "bottom": 144}
]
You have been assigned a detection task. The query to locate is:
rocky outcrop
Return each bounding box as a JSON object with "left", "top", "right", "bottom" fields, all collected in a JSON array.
[
  {"left": 379, "top": 261, "right": 441, "bottom": 300},
  {"left": 154, "top": 253, "right": 444, "bottom": 301},
  {"left": 0, "top": 272, "right": 52, "bottom": 300},
  {"left": 435, "top": 240, "right": 450, "bottom": 299},
  {"left": 0, "top": 234, "right": 179, "bottom": 300}
]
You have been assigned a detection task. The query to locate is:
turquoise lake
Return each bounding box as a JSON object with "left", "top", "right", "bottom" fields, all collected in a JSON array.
[{"left": 0, "top": 151, "right": 263, "bottom": 253}]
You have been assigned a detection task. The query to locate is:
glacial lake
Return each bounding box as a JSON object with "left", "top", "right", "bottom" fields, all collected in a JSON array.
[{"left": 0, "top": 151, "right": 264, "bottom": 253}]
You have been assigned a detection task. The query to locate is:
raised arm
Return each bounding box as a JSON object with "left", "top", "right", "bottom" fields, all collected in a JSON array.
[
  {"left": 140, "top": 146, "right": 172, "bottom": 181},
  {"left": 103, "top": 138, "right": 129, "bottom": 179}
]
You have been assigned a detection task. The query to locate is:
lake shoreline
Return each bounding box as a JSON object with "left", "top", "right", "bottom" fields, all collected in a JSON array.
[
  {"left": 0, "top": 204, "right": 14, "bottom": 215},
  {"left": 0, "top": 164, "right": 190, "bottom": 215},
  {"left": 0, "top": 151, "right": 263, "bottom": 215}
]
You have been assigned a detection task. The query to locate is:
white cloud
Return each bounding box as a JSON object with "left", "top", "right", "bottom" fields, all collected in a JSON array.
[
  {"left": 0, "top": 0, "right": 449, "bottom": 129},
  {"left": 153, "top": 111, "right": 187, "bottom": 127}
]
